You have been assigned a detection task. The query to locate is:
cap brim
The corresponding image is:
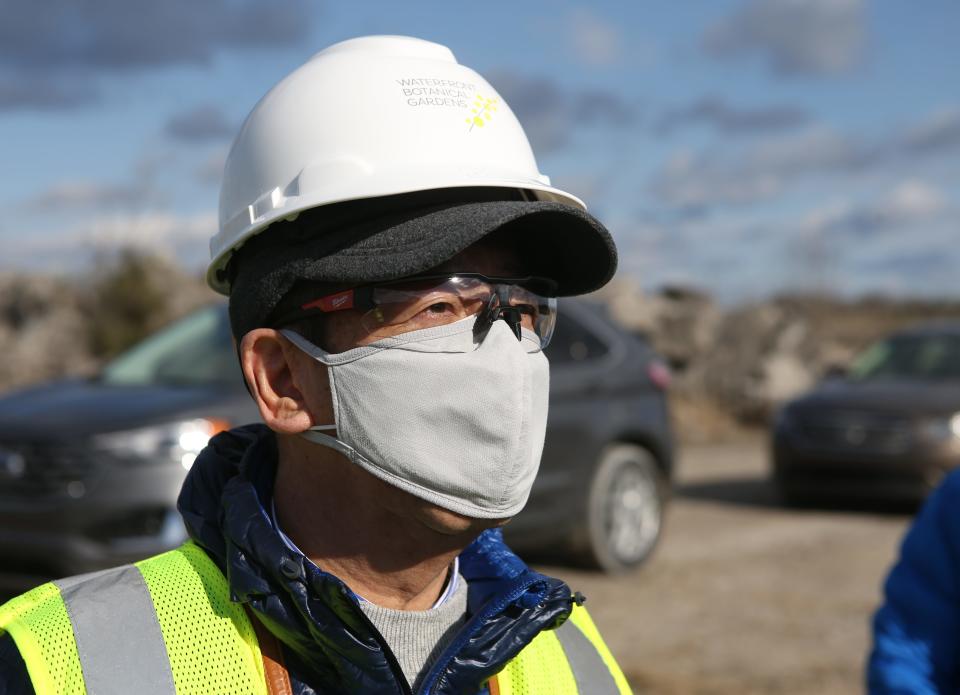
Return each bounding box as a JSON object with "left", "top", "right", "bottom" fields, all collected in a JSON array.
[{"left": 282, "top": 200, "right": 617, "bottom": 296}]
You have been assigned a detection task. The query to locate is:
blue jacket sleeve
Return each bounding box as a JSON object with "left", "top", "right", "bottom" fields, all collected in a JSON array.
[{"left": 868, "top": 470, "right": 960, "bottom": 693}]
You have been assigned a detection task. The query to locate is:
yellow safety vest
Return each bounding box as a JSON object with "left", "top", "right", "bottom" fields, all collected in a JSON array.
[{"left": 0, "top": 541, "right": 631, "bottom": 694}]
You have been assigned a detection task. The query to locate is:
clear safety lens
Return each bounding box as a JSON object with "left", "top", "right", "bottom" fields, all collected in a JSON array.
[{"left": 363, "top": 276, "right": 557, "bottom": 346}]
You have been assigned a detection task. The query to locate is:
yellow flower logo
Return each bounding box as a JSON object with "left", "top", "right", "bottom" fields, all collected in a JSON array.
[{"left": 466, "top": 94, "right": 498, "bottom": 131}]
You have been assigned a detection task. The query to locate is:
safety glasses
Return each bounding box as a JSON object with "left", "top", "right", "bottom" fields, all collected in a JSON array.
[{"left": 281, "top": 274, "right": 558, "bottom": 346}]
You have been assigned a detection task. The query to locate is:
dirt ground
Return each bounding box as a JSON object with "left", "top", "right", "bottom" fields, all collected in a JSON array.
[{"left": 538, "top": 437, "right": 914, "bottom": 695}]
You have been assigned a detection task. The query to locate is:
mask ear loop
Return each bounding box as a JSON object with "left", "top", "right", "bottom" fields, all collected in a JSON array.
[{"left": 301, "top": 427, "right": 363, "bottom": 463}]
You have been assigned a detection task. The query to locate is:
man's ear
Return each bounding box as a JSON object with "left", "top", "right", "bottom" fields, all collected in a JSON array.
[{"left": 240, "top": 328, "right": 319, "bottom": 434}]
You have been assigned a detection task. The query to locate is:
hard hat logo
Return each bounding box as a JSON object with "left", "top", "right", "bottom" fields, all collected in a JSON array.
[
  {"left": 399, "top": 77, "right": 477, "bottom": 108},
  {"left": 467, "top": 94, "right": 499, "bottom": 131}
]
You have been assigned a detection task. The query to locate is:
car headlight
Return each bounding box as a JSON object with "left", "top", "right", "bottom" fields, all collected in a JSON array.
[
  {"left": 919, "top": 413, "right": 960, "bottom": 442},
  {"left": 93, "top": 418, "right": 230, "bottom": 470}
]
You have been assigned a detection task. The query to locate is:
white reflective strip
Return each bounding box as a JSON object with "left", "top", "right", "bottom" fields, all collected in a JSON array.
[
  {"left": 555, "top": 619, "right": 619, "bottom": 695},
  {"left": 56, "top": 566, "right": 176, "bottom": 695}
]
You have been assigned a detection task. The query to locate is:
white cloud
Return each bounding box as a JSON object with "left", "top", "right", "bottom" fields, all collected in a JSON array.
[
  {"left": 656, "top": 95, "right": 809, "bottom": 135},
  {"left": 800, "top": 180, "right": 949, "bottom": 239},
  {"left": 903, "top": 107, "right": 960, "bottom": 153},
  {"left": 80, "top": 211, "right": 217, "bottom": 248},
  {"left": 22, "top": 181, "right": 148, "bottom": 212},
  {"left": 654, "top": 148, "right": 777, "bottom": 207},
  {"left": 617, "top": 177, "right": 958, "bottom": 302},
  {"left": 649, "top": 128, "right": 855, "bottom": 207},
  {"left": 6, "top": 211, "right": 216, "bottom": 270},
  {"left": 568, "top": 9, "right": 623, "bottom": 66},
  {"left": 648, "top": 106, "right": 960, "bottom": 210},
  {"left": 196, "top": 148, "right": 229, "bottom": 186},
  {"left": 883, "top": 180, "right": 947, "bottom": 218},
  {"left": 0, "top": 0, "right": 313, "bottom": 113},
  {"left": 165, "top": 104, "right": 235, "bottom": 143},
  {"left": 486, "top": 71, "right": 640, "bottom": 154},
  {"left": 703, "top": 0, "right": 867, "bottom": 77}
]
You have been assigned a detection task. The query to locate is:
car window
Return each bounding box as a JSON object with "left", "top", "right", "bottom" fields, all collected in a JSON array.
[
  {"left": 849, "top": 334, "right": 960, "bottom": 380},
  {"left": 546, "top": 311, "right": 610, "bottom": 364},
  {"left": 101, "top": 305, "right": 239, "bottom": 386}
]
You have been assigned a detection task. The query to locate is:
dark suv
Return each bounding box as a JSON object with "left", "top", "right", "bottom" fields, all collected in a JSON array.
[
  {"left": 0, "top": 299, "right": 673, "bottom": 588},
  {"left": 772, "top": 322, "right": 960, "bottom": 504}
]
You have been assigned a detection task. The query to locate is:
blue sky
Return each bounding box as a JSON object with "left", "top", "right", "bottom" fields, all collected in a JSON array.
[{"left": 2, "top": 0, "right": 958, "bottom": 301}]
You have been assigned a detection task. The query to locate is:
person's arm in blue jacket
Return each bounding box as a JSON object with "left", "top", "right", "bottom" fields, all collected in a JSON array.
[{"left": 868, "top": 470, "right": 960, "bottom": 693}]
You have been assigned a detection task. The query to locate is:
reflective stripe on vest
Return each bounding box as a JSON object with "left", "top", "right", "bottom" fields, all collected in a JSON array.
[
  {"left": 493, "top": 604, "right": 632, "bottom": 695},
  {"left": 0, "top": 542, "right": 631, "bottom": 694},
  {"left": 0, "top": 542, "right": 267, "bottom": 695},
  {"left": 56, "top": 565, "right": 176, "bottom": 695},
  {"left": 555, "top": 617, "right": 619, "bottom": 694}
]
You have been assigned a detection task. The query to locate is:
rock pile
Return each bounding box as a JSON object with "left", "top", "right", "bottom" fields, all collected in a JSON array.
[
  {"left": 0, "top": 253, "right": 214, "bottom": 393},
  {"left": 595, "top": 279, "right": 960, "bottom": 427},
  {"left": 0, "top": 272, "right": 96, "bottom": 390}
]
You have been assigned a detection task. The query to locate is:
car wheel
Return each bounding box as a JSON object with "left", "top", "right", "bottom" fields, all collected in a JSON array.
[{"left": 582, "top": 444, "right": 666, "bottom": 573}]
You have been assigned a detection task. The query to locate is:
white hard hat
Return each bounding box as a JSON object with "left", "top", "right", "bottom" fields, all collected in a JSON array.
[{"left": 209, "top": 35, "right": 589, "bottom": 294}]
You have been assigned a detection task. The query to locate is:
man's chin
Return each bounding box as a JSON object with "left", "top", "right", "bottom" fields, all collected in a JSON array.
[{"left": 416, "top": 504, "right": 513, "bottom": 537}]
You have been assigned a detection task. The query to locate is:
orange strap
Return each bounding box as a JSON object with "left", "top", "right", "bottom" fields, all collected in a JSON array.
[{"left": 245, "top": 608, "right": 293, "bottom": 695}]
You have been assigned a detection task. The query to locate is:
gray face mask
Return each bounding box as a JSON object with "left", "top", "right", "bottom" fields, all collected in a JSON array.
[{"left": 280, "top": 316, "right": 550, "bottom": 519}]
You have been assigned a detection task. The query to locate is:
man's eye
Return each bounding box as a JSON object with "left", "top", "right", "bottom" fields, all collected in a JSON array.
[{"left": 424, "top": 302, "right": 456, "bottom": 315}]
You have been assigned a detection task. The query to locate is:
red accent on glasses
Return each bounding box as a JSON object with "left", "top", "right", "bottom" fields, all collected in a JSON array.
[{"left": 302, "top": 289, "right": 355, "bottom": 313}]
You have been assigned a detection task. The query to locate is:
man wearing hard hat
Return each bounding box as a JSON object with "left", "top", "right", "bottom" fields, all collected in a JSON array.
[{"left": 0, "top": 36, "right": 631, "bottom": 694}]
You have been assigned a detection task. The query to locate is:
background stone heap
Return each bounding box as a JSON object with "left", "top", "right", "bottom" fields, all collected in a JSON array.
[
  {"left": 0, "top": 252, "right": 214, "bottom": 391},
  {"left": 596, "top": 278, "right": 960, "bottom": 439}
]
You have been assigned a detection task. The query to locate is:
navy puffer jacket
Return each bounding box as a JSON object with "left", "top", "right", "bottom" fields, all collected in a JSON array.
[{"left": 186, "top": 424, "right": 579, "bottom": 694}]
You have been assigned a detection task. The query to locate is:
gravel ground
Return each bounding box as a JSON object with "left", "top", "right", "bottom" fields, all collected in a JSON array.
[{"left": 537, "top": 438, "right": 915, "bottom": 695}]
